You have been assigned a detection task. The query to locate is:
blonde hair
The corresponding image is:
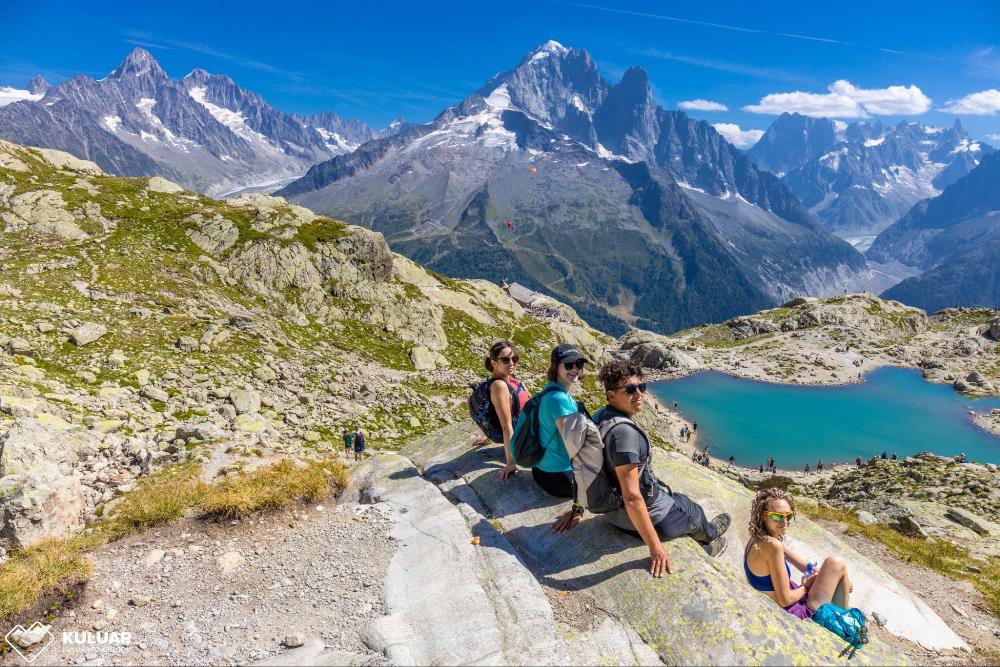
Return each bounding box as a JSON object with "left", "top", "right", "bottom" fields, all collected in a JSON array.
[{"left": 748, "top": 487, "right": 796, "bottom": 544}]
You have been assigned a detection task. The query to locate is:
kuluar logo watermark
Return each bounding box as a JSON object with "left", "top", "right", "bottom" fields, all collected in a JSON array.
[
  {"left": 4, "top": 622, "right": 55, "bottom": 664},
  {"left": 5, "top": 622, "right": 132, "bottom": 663}
]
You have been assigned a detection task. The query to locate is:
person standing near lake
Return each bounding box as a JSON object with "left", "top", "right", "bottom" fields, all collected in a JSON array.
[
  {"left": 804, "top": 464, "right": 810, "bottom": 474},
  {"left": 855, "top": 456, "right": 862, "bottom": 468},
  {"left": 816, "top": 460, "right": 823, "bottom": 472},
  {"left": 767, "top": 456, "right": 774, "bottom": 472}
]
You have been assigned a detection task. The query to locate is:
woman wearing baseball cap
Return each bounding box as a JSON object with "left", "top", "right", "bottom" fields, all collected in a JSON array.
[{"left": 530, "top": 343, "right": 590, "bottom": 499}]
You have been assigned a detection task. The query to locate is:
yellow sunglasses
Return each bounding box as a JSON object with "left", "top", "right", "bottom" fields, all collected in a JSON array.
[{"left": 767, "top": 511, "right": 795, "bottom": 523}]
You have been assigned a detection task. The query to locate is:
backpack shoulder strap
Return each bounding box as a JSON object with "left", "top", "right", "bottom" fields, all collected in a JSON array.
[{"left": 597, "top": 415, "right": 649, "bottom": 479}]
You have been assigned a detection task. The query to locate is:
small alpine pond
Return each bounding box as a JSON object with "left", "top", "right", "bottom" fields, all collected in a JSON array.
[{"left": 650, "top": 367, "right": 1000, "bottom": 469}]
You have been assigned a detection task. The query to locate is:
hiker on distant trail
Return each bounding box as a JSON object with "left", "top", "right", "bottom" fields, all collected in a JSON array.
[
  {"left": 855, "top": 456, "right": 862, "bottom": 468},
  {"left": 526, "top": 344, "right": 589, "bottom": 501},
  {"left": 483, "top": 340, "right": 530, "bottom": 480},
  {"left": 767, "top": 456, "right": 774, "bottom": 472},
  {"left": 816, "top": 460, "right": 823, "bottom": 472},
  {"left": 692, "top": 422, "right": 698, "bottom": 433},
  {"left": 691, "top": 450, "right": 699, "bottom": 462},
  {"left": 759, "top": 463, "right": 765, "bottom": 473},
  {"left": 728, "top": 455, "right": 735, "bottom": 464},
  {"left": 744, "top": 488, "right": 855, "bottom": 624},
  {"left": 353, "top": 426, "right": 366, "bottom": 461},
  {"left": 891, "top": 453, "right": 898, "bottom": 461},
  {"left": 804, "top": 464, "right": 810, "bottom": 474},
  {"left": 583, "top": 359, "right": 730, "bottom": 576},
  {"left": 342, "top": 429, "right": 353, "bottom": 457}
]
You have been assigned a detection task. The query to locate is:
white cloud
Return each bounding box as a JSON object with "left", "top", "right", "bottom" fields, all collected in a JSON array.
[
  {"left": 744, "top": 79, "right": 931, "bottom": 118},
  {"left": 712, "top": 123, "right": 765, "bottom": 149},
  {"left": 940, "top": 89, "right": 1000, "bottom": 115},
  {"left": 986, "top": 133, "right": 1000, "bottom": 142},
  {"left": 679, "top": 99, "right": 729, "bottom": 112}
]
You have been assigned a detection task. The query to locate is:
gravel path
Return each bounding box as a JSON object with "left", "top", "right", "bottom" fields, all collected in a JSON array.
[{"left": 36, "top": 497, "right": 395, "bottom": 666}]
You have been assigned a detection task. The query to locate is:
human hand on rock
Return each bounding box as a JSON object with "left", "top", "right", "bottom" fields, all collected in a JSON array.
[
  {"left": 552, "top": 509, "right": 581, "bottom": 533},
  {"left": 650, "top": 544, "right": 672, "bottom": 577},
  {"left": 497, "top": 462, "right": 518, "bottom": 480}
]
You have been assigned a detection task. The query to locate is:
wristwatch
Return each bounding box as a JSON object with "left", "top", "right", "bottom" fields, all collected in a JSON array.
[{"left": 571, "top": 503, "right": 585, "bottom": 516}]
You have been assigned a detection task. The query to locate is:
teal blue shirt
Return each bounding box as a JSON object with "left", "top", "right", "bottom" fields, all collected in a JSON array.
[{"left": 535, "top": 381, "right": 578, "bottom": 473}]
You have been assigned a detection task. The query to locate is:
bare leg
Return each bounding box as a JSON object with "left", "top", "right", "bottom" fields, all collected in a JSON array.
[{"left": 806, "top": 555, "right": 850, "bottom": 611}]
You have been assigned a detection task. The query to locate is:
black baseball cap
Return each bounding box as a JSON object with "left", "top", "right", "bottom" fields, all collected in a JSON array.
[{"left": 551, "top": 343, "right": 590, "bottom": 365}]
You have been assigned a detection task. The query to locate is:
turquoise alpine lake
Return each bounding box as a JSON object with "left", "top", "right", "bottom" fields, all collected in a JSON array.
[{"left": 650, "top": 367, "right": 1000, "bottom": 469}]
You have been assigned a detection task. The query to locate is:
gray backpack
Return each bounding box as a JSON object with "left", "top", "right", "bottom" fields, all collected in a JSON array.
[{"left": 561, "top": 412, "right": 646, "bottom": 514}]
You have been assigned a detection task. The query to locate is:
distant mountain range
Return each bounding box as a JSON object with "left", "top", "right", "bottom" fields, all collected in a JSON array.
[
  {"left": 277, "top": 41, "right": 867, "bottom": 335},
  {"left": 748, "top": 113, "right": 992, "bottom": 240},
  {"left": 0, "top": 48, "right": 401, "bottom": 196},
  {"left": 870, "top": 151, "right": 1000, "bottom": 312}
]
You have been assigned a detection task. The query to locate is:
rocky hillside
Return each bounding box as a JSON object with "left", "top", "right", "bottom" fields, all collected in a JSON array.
[{"left": 0, "top": 139, "right": 607, "bottom": 553}]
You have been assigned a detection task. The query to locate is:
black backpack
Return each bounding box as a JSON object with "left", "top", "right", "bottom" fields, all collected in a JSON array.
[{"left": 469, "top": 377, "right": 524, "bottom": 443}]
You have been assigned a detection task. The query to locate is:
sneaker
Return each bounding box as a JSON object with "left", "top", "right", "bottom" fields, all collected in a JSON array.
[
  {"left": 703, "top": 533, "right": 729, "bottom": 558},
  {"left": 710, "top": 512, "right": 731, "bottom": 539}
]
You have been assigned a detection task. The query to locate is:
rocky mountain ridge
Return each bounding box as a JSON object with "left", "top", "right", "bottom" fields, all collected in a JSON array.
[
  {"left": 279, "top": 41, "right": 867, "bottom": 336},
  {"left": 0, "top": 49, "right": 378, "bottom": 196},
  {"left": 748, "top": 113, "right": 992, "bottom": 239}
]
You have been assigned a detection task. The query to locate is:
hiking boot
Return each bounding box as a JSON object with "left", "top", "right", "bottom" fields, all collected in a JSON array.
[
  {"left": 709, "top": 512, "right": 731, "bottom": 539},
  {"left": 703, "top": 533, "right": 728, "bottom": 558}
]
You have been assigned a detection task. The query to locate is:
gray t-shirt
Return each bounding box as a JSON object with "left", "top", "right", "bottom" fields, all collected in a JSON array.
[{"left": 597, "top": 407, "right": 674, "bottom": 531}]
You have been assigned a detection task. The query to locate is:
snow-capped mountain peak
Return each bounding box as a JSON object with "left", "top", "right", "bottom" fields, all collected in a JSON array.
[{"left": 109, "top": 47, "right": 168, "bottom": 81}]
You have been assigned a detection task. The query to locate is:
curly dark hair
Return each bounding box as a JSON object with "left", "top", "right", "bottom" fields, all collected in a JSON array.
[
  {"left": 748, "top": 487, "right": 796, "bottom": 544},
  {"left": 597, "top": 359, "right": 644, "bottom": 392}
]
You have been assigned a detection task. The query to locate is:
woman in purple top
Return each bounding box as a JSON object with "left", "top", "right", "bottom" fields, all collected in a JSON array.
[{"left": 743, "top": 488, "right": 853, "bottom": 621}]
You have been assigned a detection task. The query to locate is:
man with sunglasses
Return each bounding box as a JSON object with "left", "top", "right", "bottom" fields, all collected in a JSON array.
[{"left": 594, "top": 360, "right": 730, "bottom": 577}]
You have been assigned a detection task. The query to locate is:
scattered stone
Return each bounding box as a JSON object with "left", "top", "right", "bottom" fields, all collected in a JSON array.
[
  {"left": 6, "top": 337, "right": 32, "bottom": 356},
  {"left": 253, "top": 365, "right": 277, "bottom": 382},
  {"left": 147, "top": 176, "right": 184, "bottom": 193},
  {"left": 283, "top": 634, "right": 306, "bottom": 648},
  {"left": 69, "top": 322, "right": 108, "bottom": 347},
  {"left": 216, "top": 551, "right": 244, "bottom": 575},
  {"left": 230, "top": 389, "right": 261, "bottom": 415},
  {"left": 144, "top": 550, "right": 165, "bottom": 567},
  {"left": 855, "top": 510, "right": 878, "bottom": 526},
  {"left": 945, "top": 506, "right": 990, "bottom": 536},
  {"left": 139, "top": 386, "right": 169, "bottom": 403},
  {"left": 175, "top": 336, "right": 198, "bottom": 352},
  {"left": 130, "top": 595, "right": 152, "bottom": 607}
]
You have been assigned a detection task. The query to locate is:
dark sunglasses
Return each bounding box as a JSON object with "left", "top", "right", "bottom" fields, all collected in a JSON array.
[
  {"left": 617, "top": 382, "right": 647, "bottom": 395},
  {"left": 495, "top": 355, "right": 520, "bottom": 364},
  {"left": 562, "top": 360, "right": 586, "bottom": 371}
]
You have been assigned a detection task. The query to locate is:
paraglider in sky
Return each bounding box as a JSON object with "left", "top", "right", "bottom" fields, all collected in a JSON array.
[
  {"left": 527, "top": 166, "right": 537, "bottom": 174},
  {"left": 505, "top": 220, "right": 513, "bottom": 229}
]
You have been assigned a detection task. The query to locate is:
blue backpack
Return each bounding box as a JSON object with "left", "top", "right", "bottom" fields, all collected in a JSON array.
[{"left": 813, "top": 603, "right": 868, "bottom": 651}]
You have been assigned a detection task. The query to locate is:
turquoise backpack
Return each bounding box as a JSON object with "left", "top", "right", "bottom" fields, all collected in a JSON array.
[{"left": 813, "top": 603, "right": 868, "bottom": 651}]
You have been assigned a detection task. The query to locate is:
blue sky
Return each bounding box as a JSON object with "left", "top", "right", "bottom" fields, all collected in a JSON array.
[{"left": 3, "top": 0, "right": 1000, "bottom": 143}]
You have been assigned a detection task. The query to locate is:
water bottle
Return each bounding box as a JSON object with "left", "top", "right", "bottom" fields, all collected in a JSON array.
[{"left": 804, "top": 561, "right": 816, "bottom": 586}]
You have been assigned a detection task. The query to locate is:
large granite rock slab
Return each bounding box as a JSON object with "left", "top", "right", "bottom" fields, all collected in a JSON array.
[{"left": 399, "top": 421, "right": 959, "bottom": 663}]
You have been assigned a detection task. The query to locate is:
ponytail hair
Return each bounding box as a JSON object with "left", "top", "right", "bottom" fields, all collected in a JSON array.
[{"left": 484, "top": 339, "right": 518, "bottom": 373}]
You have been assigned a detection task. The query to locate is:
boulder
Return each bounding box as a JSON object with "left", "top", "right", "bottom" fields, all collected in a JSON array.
[
  {"left": 69, "top": 322, "right": 108, "bottom": 347},
  {"left": 945, "top": 506, "right": 990, "bottom": 536},
  {"left": 0, "top": 190, "right": 86, "bottom": 240},
  {"left": 856, "top": 510, "right": 878, "bottom": 526},
  {"left": 6, "top": 337, "right": 32, "bottom": 356},
  {"left": 629, "top": 342, "right": 700, "bottom": 371},
  {"left": 0, "top": 470, "right": 84, "bottom": 547},
  {"left": 409, "top": 345, "right": 437, "bottom": 371},
  {"left": 147, "top": 176, "right": 184, "bottom": 193},
  {"left": 139, "top": 386, "right": 169, "bottom": 403},
  {"left": 402, "top": 422, "right": 963, "bottom": 660},
  {"left": 984, "top": 318, "right": 1000, "bottom": 342},
  {"left": 230, "top": 389, "right": 261, "bottom": 415},
  {"left": 0, "top": 417, "right": 98, "bottom": 476},
  {"left": 34, "top": 147, "right": 102, "bottom": 174},
  {"left": 175, "top": 422, "right": 221, "bottom": 441}
]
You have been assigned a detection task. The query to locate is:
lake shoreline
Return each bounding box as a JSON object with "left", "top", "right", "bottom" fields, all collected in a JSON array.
[{"left": 648, "top": 367, "right": 1000, "bottom": 469}]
